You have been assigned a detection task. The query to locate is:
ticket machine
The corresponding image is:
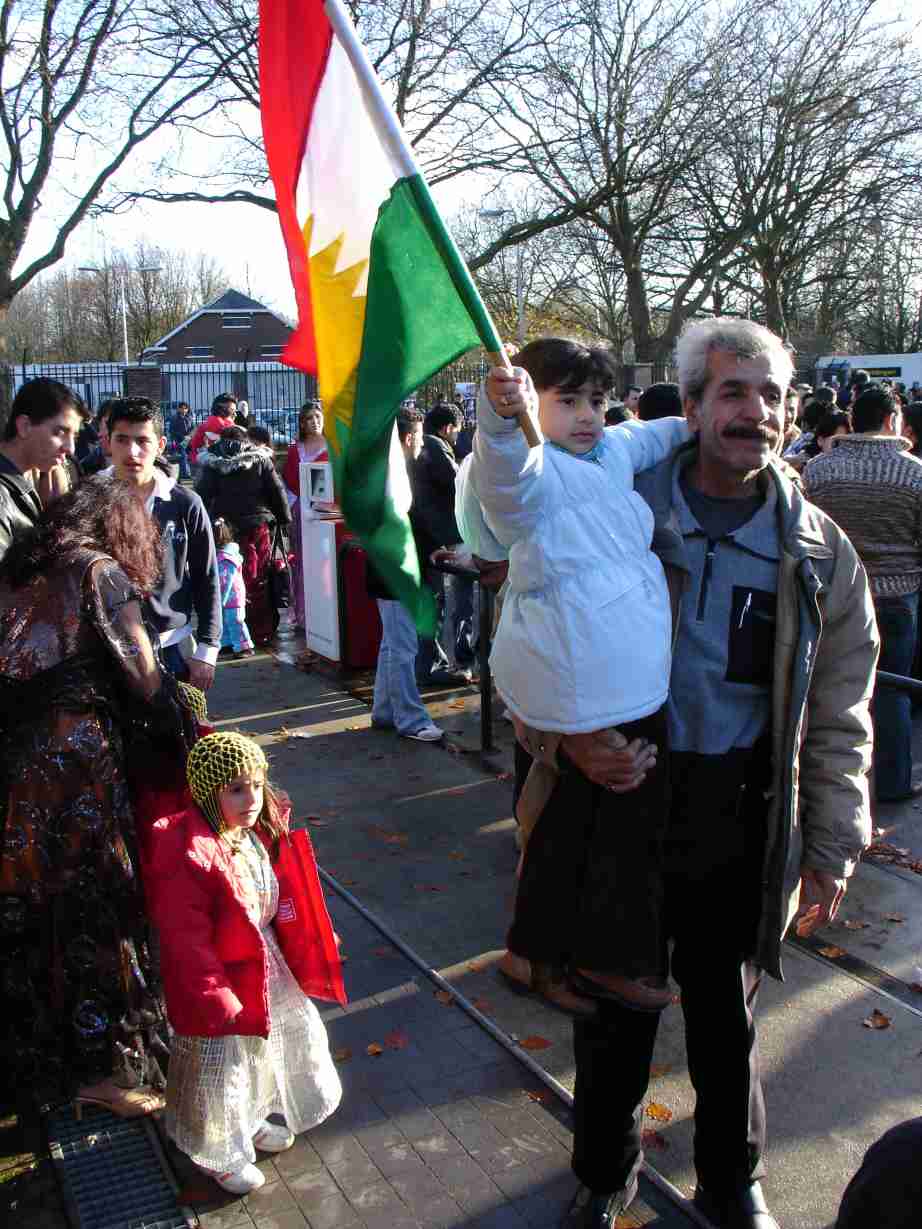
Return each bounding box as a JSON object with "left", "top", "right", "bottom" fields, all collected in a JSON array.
[
  {"left": 299, "top": 460, "right": 381, "bottom": 667},
  {"left": 300, "top": 460, "right": 342, "bottom": 661}
]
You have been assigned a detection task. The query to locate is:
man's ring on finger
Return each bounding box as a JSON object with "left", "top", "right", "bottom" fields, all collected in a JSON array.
[{"left": 502, "top": 394, "right": 510, "bottom": 406}]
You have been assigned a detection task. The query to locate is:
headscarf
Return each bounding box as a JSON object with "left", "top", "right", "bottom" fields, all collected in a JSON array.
[{"left": 186, "top": 731, "right": 268, "bottom": 835}]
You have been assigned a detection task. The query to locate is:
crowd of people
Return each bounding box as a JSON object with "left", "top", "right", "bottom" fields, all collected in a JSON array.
[
  {"left": 0, "top": 381, "right": 344, "bottom": 1196},
  {"left": 2, "top": 333, "right": 921, "bottom": 1226}
]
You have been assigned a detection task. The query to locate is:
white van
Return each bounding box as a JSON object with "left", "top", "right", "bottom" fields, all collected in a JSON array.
[{"left": 816, "top": 353, "right": 922, "bottom": 392}]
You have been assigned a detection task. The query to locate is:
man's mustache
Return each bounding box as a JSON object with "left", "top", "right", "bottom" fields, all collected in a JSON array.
[{"left": 723, "top": 426, "right": 776, "bottom": 440}]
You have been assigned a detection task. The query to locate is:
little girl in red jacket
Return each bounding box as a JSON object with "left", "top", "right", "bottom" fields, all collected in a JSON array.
[{"left": 145, "top": 731, "right": 346, "bottom": 1195}]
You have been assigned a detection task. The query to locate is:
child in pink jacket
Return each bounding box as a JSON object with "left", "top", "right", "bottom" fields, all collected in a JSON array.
[{"left": 214, "top": 519, "right": 254, "bottom": 658}]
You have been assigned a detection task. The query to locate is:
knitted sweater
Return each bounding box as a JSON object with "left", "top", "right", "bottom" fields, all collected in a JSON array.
[{"left": 804, "top": 434, "right": 922, "bottom": 596}]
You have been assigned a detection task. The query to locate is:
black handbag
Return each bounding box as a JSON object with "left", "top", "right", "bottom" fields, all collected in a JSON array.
[{"left": 268, "top": 523, "right": 293, "bottom": 611}]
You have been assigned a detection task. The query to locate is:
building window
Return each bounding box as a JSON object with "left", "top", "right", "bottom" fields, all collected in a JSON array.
[
  {"left": 260, "top": 345, "right": 285, "bottom": 358},
  {"left": 186, "top": 345, "right": 214, "bottom": 358},
  {"left": 222, "top": 314, "right": 253, "bottom": 329}
]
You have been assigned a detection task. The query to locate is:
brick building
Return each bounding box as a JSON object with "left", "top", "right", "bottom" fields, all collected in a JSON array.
[{"left": 144, "top": 290, "right": 293, "bottom": 364}]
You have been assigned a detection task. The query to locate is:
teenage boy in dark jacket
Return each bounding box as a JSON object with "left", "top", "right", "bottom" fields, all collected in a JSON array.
[{"left": 107, "top": 398, "right": 221, "bottom": 689}]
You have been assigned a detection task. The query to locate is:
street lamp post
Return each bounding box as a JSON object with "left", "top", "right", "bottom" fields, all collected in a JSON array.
[
  {"left": 79, "top": 264, "right": 162, "bottom": 365},
  {"left": 479, "top": 208, "right": 526, "bottom": 347}
]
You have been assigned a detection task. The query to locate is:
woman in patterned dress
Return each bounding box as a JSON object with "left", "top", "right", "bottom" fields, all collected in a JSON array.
[{"left": 0, "top": 478, "right": 189, "bottom": 1118}]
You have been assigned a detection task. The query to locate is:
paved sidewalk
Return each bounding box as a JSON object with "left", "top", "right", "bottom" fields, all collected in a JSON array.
[
  {"left": 169, "top": 889, "right": 699, "bottom": 1229},
  {"left": 6, "top": 645, "right": 922, "bottom": 1229}
]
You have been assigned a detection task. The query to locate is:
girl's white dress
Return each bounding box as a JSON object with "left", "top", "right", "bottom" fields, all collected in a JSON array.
[{"left": 166, "top": 831, "right": 342, "bottom": 1172}]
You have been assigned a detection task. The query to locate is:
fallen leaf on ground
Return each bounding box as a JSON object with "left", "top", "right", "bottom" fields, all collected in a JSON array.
[
  {"left": 649, "top": 1063, "right": 672, "bottom": 1079},
  {"left": 384, "top": 1030, "right": 409, "bottom": 1050},
  {"left": 332, "top": 1047, "right": 353, "bottom": 1063},
  {"left": 818, "top": 945, "right": 847, "bottom": 959},
  {"left": 435, "top": 990, "right": 456, "bottom": 1006},
  {"left": 471, "top": 997, "right": 492, "bottom": 1012},
  {"left": 885, "top": 914, "right": 906, "bottom": 923},
  {"left": 862, "top": 1009, "right": 892, "bottom": 1030},
  {"left": 646, "top": 1102, "right": 673, "bottom": 1122},
  {"left": 525, "top": 1090, "right": 549, "bottom": 1103},
  {"left": 641, "top": 1128, "right": 669, "bottom": 1151},
  {"left": 519, "top": 1036, "right": 552, "bottom": 1051},
  {"left": 448, "top": 851, "right": 467, "bottom": 860},
  {"left": 366, "top": 1042, "right": 384, "bottom": 1056},
  {"left": 304, "top": 816, "right": 328, "bottom": 826},
  {"left": 372, "top": 947, "right": 391, "bottom": 958},
  {"left": 338, "top": 878, "right": 357, "bottom": 887},
  {"left": 842, "top": 920, "right": 869, "bottom": 930}
]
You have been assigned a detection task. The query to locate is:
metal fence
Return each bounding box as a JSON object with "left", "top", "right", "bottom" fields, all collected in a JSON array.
[{"left": 10, "top": 362, "right": 126, "bottom": 412}]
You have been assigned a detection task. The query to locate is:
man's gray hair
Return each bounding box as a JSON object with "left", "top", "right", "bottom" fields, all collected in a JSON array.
[{"left": 675, "top": 318, "right": 794, "bottom": 402}]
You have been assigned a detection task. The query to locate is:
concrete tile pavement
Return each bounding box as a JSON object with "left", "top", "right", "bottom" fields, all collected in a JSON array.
[
  {"left": 206, "top": 652, "right": 922, "bottom": 1229},
  {"left": 7, "top": 644, "right": 922, "bottom": 1229},
  {"left": 172, "top": 892, "right": 696, "bottom": 1228}
]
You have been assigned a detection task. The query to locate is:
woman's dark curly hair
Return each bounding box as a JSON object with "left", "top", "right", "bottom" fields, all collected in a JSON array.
[{"left": 0, "top": 476, "right": 162, "bottom": 591}]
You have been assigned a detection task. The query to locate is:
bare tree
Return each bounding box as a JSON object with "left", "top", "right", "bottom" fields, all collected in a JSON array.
[
  {"left": 6, "top": 244, "right": 230, "bottom": 361},
  {"left": 120, "top": 0, "right": 546, "bottom": 214},
  {"left": 0, "top": 0, "right": 243, "bottom": 340},
  {"left": 690, "top": 0, "right": 922, "bottom": 339}
]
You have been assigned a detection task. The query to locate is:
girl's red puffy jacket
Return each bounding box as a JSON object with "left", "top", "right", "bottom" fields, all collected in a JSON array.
[{"left": 145, "top": 804, "right": 346, "bottom": 1037}]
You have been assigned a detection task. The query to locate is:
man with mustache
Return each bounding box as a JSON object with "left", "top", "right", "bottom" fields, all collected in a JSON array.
[{"left": 540, "top": 320, "right": 877, "bottom": 1228}]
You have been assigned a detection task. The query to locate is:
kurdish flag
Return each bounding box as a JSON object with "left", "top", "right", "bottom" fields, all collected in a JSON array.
[{"left": 259, "top": 0, "right": 506, "bottom": 632}]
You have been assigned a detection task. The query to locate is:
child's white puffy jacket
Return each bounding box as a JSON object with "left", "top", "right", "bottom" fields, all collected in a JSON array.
[{"left": 467, "top": 389, "right": 689, "bottom": 733}]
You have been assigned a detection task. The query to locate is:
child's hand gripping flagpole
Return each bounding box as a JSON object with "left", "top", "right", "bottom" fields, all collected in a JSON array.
[
  {"left": 323, "top": 0, "right": 541, "bottom": 449},
  {"left": 484, "top": 349, "right": 542, "bottom": 446}
]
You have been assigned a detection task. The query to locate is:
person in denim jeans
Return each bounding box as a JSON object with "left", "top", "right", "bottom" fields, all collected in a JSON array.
[
  {"left": 169, "top": 403, "right": 193, "bottom": 480},
  {"left": 367, "top": 408, "right": 443, "bottom": 743}
]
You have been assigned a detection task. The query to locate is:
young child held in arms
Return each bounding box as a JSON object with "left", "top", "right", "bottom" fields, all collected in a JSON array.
[
  {"left": 146, "top": 732, "right": 345, "bottom": 1194},
  {"left": 470, "top": 338, "right": 689, "bottom": 1011},
  {"left": 214, "top": 518, "right": 255, "bottom": 659}
]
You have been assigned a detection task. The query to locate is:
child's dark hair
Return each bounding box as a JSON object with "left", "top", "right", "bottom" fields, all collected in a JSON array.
[
  {"left": 212, "top": 516, "right": 236, "bottom": 547},
  {"left": 512, "top": 338, "right": 617, "bottom": 393},
  {"left": 248, "top": 423, "right": 272, "bottom": 446}
]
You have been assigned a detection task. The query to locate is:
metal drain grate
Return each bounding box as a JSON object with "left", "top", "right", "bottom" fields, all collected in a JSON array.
[{"left": 46, "top": 1104, "right": 193, "bottom": 1229}]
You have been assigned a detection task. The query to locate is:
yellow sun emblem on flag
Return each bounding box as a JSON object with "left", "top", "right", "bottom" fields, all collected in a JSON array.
[{"left": 304, "top": 216, "right": 368, "bottom": 457}]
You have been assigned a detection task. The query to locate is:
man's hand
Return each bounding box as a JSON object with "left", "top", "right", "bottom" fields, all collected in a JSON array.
[
  {"left": 560, "top": 729, "right": 657, "bottom": 793},
  {"left": 486, "top": 366, "right": 538, "bottom": 420},
  {"left": 794, "top": 867, "right": 848, "bottom": 937},
  {"left": 187, "top": 659, "right": 216, "bottom": 692}
]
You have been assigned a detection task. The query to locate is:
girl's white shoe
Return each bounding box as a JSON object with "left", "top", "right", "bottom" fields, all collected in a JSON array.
[
  {"left": 202, "top": 1163, "right": 266, "bottom": 1195},
  {"left": 253, "top": 1119, "right": 295, "bottom": 1153}
]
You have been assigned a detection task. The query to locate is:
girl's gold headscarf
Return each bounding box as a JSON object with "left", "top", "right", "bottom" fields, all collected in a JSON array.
[{"left": 186, "top": 732, "right": 268, "bottom": 834}]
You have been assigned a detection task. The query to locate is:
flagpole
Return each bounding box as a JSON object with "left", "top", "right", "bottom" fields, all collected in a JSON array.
[{"left": 322, "top": 0, "right": 541, "bottom": 448}]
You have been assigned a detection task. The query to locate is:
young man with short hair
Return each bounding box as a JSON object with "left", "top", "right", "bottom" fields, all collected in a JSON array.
[
  {"left": 169, "top": 402, "right": 194, "bottom": 479},
  {"left": 413, "top": 402, "right": 474, "bottom": 685},
  {"left": 0, "top": 377, "right": 85, "bottom": 562},
  {"left": 107, "top": 398, "right": 221, "bottom": 690}
]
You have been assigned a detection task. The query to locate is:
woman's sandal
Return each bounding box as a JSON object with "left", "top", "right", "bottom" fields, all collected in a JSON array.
[
  {"left": 74, "top": 1084, "right": 166, "bottom": 1121},
  {"left": 497, "top": 953, "right": 597, "bottom": 1018}
]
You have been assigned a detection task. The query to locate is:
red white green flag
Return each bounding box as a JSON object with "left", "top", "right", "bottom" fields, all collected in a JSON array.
[{"left": 258, "top": 0, "right": 505, "bottom": 631}]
